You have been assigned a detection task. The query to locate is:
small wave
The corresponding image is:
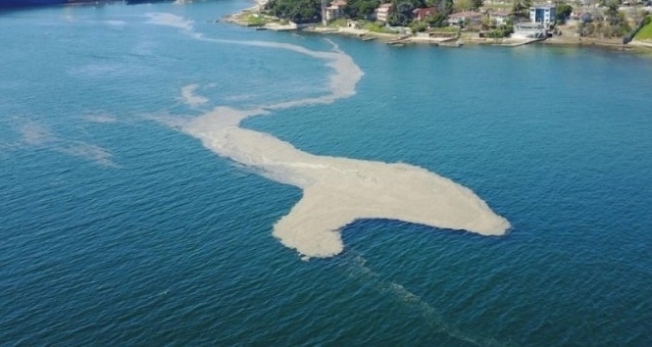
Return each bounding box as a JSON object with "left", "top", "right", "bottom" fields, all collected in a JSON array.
[{"left": 104, "top": 20, "right": 127, "bottom": 26}]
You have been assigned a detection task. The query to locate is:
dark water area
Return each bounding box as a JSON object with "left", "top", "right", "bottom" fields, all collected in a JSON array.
[{"left": 1, "top": 1, "right": 651, "bottom": 345}]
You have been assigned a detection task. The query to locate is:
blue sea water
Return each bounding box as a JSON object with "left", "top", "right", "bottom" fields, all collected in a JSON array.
[{"left": 1, "top": 1, "right": 652, "bottom": 346}]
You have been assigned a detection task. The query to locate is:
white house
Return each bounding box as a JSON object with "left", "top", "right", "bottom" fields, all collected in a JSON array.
[
  {"left": 490, "top": 10, "right": 510, "bottom": 26},
  {"left": 529, "top": 5, "right": 556, "bottom": 25},
  {"left": 375, "top": 3, "right": 393, "bottom": 23},
  {"left": 324, "top": 0, "right": 347, "bottom": 23}
]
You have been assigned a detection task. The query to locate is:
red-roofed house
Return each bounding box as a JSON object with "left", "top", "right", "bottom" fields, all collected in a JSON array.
[{"left": 412, "top": 7, "right": 437, "bottom": 21}]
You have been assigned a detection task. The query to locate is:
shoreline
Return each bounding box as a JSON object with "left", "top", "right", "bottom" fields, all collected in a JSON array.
[{"left": 223, "top": 1, "right": 652, "bottom": 53}]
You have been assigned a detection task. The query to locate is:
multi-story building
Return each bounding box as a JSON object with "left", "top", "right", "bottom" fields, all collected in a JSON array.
[
  {"left": 375, "top": 3, "right": 392, "bottom": 23},
  {"left": 529, "top": 5, "right": 556, "bottom": 25}
]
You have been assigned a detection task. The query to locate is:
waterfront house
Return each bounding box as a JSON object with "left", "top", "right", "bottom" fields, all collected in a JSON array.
[
  {"left": 529, "top": 5, "right": 556, "bottom": 25},
  {"left": 412, "top": 7, "right": 437, "bottom": 21},
  {"left": 448, "top": 11, "right": 482, "bottom": 27},
  {"left": 324, "top": 0, "right": 347, "bottom": 22},
  {"left": 375, "top": 3, "right": 393, "bottom": 23},
  {"left": 489, "top": 10, "right": 510, "bottom": 26}
]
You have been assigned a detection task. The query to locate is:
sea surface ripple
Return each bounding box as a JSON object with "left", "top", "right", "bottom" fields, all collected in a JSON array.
[{"left": 1, "top": 1, "right": 651, "bottom": 346}]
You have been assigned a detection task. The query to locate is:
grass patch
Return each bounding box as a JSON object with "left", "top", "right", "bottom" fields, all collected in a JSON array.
[
  {"left": 362, "top": 22, "right": 397, "bottom": 34},
  {"left": 634, "top": 17, "right": 652, "bottom": 40},
  {"left": 246, "top": 14, "right": 269, "bottom": 26},
  {"left": 328, "top": 19, "right": 347, "bottom": 27}
]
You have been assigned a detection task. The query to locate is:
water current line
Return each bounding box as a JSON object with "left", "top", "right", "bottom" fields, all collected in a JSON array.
[{"left": 340, "top": 254, "right": 517, "bottom": 347}]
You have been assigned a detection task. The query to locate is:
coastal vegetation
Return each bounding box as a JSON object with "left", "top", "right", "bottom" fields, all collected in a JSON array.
[
  {"left": 577, "top": 1, "right": 633, "bottom": 38},
  {"left": 634, "top": 15, "right": 652, "bottom": 39},
  {"left": 453, "top": 0, "right": 482, "bottom": 12},
  {"left": 258, "top": 0, "right": 652, "bottom": 46},
  {"left": 264, "top": 0, "right": 457, "bottom": 27},
  {"left": 328, "top": 18, "right": 349, "bottom": 27},
  {"left": 264, "top": 0, "right": 321, "bottom": 23},
  {"left": 556, "top": 3, "right": 573, "bottom": 22},
  {"left": 333, "top": 18, "right": 400, "bottom": 33},
  {"left": 245, "top": 13, "right": 271, "bottom": 26},
  {"left": 484, "top": 24, "right": 513, "bottom": 38},
  {"left": 510, "top": 0, "right": 531, "bottom": 20},
  {"left": 344, "top": 0, "right": 381, "bottom": 18},
  {"left": 363, "top": 21, "right": 399, "bottom": 33},
  {"left": 411, "top": 20, "right": 458, "bottom": 32}
]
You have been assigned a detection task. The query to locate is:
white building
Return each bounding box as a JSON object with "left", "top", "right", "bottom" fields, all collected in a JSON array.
[
  {"left": 529, "top": 5, "right": 556, "bottom": 25},
  {"left": 375, "top": 3, "right": 392, "bottom": 23},
  {"left": 324, "top": 0, "right": 347, "bottom": 23}
]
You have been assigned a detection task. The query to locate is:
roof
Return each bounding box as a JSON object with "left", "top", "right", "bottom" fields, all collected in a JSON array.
[
  {"left": 449, "top": 11, "right": 482, "bottom": 18},
  {"left": 378, "top": 3, "right": 392, "bottom": 9},
  {"left": 412, "top": 7, "right": 437, "bottom": 16},
  {"left": 490, "top": 10, "right": 510, "bottom": 17},
  {"left": 530, "top": 5, "right": 556, "bottom": 9},
  {"left": 330, "top": 0, "right": 346, "bottom": 6}
]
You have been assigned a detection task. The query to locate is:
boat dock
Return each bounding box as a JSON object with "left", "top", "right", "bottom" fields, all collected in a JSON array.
[
  {"left": 386, "top": 34, "right": 411, "bottom": 46},
  {"left": 496, "top": 37, "right": 546, "bottom": 47}
]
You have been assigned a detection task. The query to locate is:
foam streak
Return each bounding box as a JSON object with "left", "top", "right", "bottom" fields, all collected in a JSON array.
[{"left": 180, "top": 84, "right": 209, "bottom": 107}]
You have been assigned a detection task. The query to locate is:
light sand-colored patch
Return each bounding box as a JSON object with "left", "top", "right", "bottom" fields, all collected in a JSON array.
[
  {"left": 151, "top": 13, "right": 510, "bottom": 258},
  {"left": 61, "top": 142, "right": 117, "bottom": 168},
  {"left": 14, "top": 120, "right": 117, "bottom": 167},
  {"left": 145, "top": 12, "right": 193, "bottom": 32},
  {"left": 183, "top": 109, "right": 509, "bottom": 258},
  {"left": 180, "top": 84, "right": 209, "bottom": 107},
  {"left": 19, "top": 122, "right": 56, "bottom": 146},
  {"left": 83, "top": 114, "right": 118, "bottom": 124}
]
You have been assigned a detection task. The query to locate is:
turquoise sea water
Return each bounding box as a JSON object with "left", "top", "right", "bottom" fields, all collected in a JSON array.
[{"left": 1, "top": 1, "right": 652, "bottom": 345}]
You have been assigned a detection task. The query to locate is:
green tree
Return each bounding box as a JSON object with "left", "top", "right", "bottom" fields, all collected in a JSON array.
[
  {"left": 426, "top": 0, "right": 453, "bottom": 15},
  {"left": 409, "top": 20, "right": 429, "bottom": 31},
  {"left": 556, "top": 3, "right": 572, "bottom": 22},
  {"left": 388, "top": 1, "right": 415, "bottom": 26},
  {"left": 265, "top": 0, "right": 322, "bottom": 23},
  {"left": 605, "top": 1, "right": 620, "bottom": 24},
  {"left": 343, "top": 0, "right": 380, "bottom": 19},
  {"left": 426, "top": 12, "right": 449, "bottom": 27},
  {"left": 511, "top": 0, "right": 531, "bottom": 19},
  {"left": 454, "top": 0, "right": 473, "bottom": 11}
]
